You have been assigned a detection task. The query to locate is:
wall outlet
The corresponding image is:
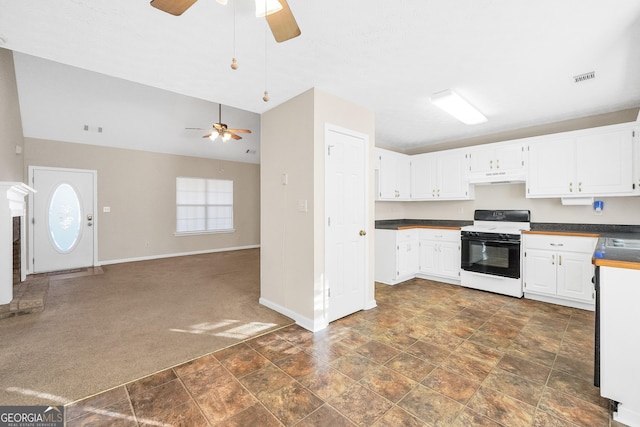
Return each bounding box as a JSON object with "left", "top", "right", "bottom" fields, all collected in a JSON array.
[{"left": 103, "top": 206, "right": 111, "bottom": 213}]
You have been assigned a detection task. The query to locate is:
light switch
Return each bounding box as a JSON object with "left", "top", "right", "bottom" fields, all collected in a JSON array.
[
  {"left": 103, "top": 206, "right": 111, "bottom": 213},
  {"left": 297, "top": 199, "right": 308, "bottom": 212}
]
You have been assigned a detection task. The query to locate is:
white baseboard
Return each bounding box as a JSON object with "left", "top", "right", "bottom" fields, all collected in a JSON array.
[
  {"left": 97, "top": 245, "right": 260, "bottom": 266},
  {"left": 259, "top": 297, "right": 328, "bottom": 332},
  {"left": 524, "top": 292, "right": 595, "bottom": 311}
]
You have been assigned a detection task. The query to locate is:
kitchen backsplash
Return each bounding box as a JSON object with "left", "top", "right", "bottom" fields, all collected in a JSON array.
[{"left": 375, "top": 183, "right": 640, "bottom": 225}]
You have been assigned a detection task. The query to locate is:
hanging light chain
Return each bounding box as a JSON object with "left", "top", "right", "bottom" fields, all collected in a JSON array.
[
  {"left": 263, "top": 10, "right": 269, "bottom": 102},
  {"left": 230, "top": 0, "right": 238, "bottom": 69}
]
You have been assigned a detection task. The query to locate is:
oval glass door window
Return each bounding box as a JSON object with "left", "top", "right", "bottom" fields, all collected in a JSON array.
[{"left": 48, "top": 183, "right": 82, "bottom": 253}]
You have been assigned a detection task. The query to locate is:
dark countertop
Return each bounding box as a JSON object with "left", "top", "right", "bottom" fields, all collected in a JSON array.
[
  {"left": 375, "top": 219, "right": 640, "bottom": 269},
  {"left": 529, "top": 223, "right": 640, "bottom": 269},
  {"left": 375, "top": 219, "right": 640, "bottom": 234},
  {"left": 375, "top": 219, "right": 472, "bottom": 230}
]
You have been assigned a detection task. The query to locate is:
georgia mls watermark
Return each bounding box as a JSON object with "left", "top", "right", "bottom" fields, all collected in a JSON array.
[{"left": 0, "top": 406, "right": 64, "bottom": 427}]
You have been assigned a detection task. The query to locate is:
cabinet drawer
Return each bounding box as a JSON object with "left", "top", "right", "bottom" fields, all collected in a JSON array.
[
  {"left": 524, "top": 234, "right": 597, "bottom": 253},
  {"left": 397, "top": 229, "right": 419, "bottom": 242},
  {"left": 419, "top": 228, "right": 460, "bottom": 242}
]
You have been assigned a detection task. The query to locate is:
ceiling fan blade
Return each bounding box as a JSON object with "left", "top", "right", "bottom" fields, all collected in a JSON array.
[
  {"left": 202, "top": 133, "right": 212, "bottom": 138},
  {"left": 227, "top": 128, "right": 252, "bottom": 134},
  {"left": 230, "top": 133, "right": 243, "bottom": 140},
  {"left": 150, "top": 0, "right": 197, "bottom": 16},
  {"left": 186, "top": 127, "right": 208, "bottom": 130},
  {"left": 266, "top": 0, "right": 301, "bottom": 43}
]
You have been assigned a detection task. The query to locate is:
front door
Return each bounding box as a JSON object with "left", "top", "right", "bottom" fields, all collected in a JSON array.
[
  {"left": 30, "top": 167, "right": 96, "bottom": 273},
  {"left": 325, "top": 125, "right": 368, "bottom": 323}
]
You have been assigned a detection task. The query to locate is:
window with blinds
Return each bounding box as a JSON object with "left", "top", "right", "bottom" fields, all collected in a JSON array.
[{"left": 176, "top": 177, "right": 234, "bottom": 234}]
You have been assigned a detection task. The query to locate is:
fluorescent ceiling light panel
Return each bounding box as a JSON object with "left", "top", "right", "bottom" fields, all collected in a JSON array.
[{"left": 430, "top": 90, "right": 487, "bottom": 125}]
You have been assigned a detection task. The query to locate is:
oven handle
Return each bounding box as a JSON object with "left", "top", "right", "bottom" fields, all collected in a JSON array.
[{"left": 461, "top": 236, "right": 520, "bottom": 245}]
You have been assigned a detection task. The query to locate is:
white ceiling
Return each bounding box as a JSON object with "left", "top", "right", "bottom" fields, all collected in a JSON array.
[{"left": 2, "top": 0, "right": 640, "bottom": 163}]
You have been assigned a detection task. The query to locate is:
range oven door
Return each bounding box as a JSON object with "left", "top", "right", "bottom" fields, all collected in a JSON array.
[{"left": 461, "top": 232, "right": 521, "bottom": 279}]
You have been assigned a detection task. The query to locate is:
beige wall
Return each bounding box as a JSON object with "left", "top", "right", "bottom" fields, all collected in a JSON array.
[
  {"left": 24, "top": 138, "right": 260, "bottom": 263},
  {"left": 0, "top": 48, "right": 24, "bottom": 181},
  {"left": 260, "top": 89, "right": 316, "bottom": 325},
  {"left": 313, "top": 89, "right": 377, "bottom": 324},
  {"left": 260, "top": 88, "right": 375, "bottom": 331}
]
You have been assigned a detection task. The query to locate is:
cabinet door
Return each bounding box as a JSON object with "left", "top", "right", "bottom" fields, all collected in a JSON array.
[
  {"left": 495, "top": 143, "right": 525, "bottom": 171},
  {"left": 377, "top": 149, "right": 397, "bottom": 199},
  {"left": 397, "top": 239, "right": 419, "bottom": 278},
  {"left": 523, "top": 249, "right": 557, "bottom": 295},
  {"left": 527, "top": 138, "right": 576, "bottom": 197},
  {"left": 439, "top": 241, "right": 461, "bottom": 279},
  {"left": 378, "top": 149, "right": 411, "bottom": 200},
  {"left": 437, "top": 151, "right": 469, "bottom": 199},
  {"left": 418, "top": 239, "right": 438, "bottom": 274},
  {"left": 576, "top": 129, "right": 633, "bottom": 195},
  {"left": 634, "top": 128, "right": 640, "bottom": 194},
  {"left": 556, "top": 252, "right": 594, "bottom": 303},
  {"left": 396, "top": 154, "right": 412, "bottom": 199},
  {"left": 411, "top": 154, "right": 437, "bottom": 200},
  {"left": 468, "top": 148, "right": 496, "bottom": 174}
]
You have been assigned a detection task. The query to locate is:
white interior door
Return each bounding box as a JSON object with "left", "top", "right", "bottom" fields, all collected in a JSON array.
[
  {"left": 31, "top": 167, "right": 96, "bottom": 273},
  {"left": 325, "top": 125, "right": 368, "bottom": 323}
]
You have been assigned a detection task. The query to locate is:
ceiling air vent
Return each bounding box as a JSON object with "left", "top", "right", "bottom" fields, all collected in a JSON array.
[{"left": 574, "top": 71, "right": 595, "bottom": 83}]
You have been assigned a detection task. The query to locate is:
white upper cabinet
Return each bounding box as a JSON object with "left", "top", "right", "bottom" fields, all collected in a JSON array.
[
  {"left": 527, "top": 136, "right": 576, "bottom": 197},
  {"left": 376, "top": 121, "right": 639, "bottom": 202},
  {"left": 468, "top": 142, "right": 526, "bottom": 183},
  {"left": 576, "top": 128, "right": 633, "bottom": 195},
  {"left": 527, "top": 124, "right": 635, "bottom": 198},
  {"left": 634, "top": 127, "right": 640, "bottom": 194},
  {"left": 376, "top": 148, "right": 411, "bottom": 200},
  {"left": 410, "top": 153, "right": 437, "bottom": 200},
  {"left": 411, "top": 149, "right": 473, "bottom": 201}
]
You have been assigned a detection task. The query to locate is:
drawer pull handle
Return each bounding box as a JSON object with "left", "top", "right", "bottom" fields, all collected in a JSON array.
[{"left": 550, "top": 243, "right": 564, "bottom": 247}]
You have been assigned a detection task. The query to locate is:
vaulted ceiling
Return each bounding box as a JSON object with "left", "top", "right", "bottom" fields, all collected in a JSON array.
[{"left": 1, "top": 0, "right": 640, "bottom": 163}]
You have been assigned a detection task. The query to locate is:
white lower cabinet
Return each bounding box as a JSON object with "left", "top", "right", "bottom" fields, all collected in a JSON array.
[
  {"left": 375, "top": 229, "right": 419, "bottom": 285},
  {"left": 523, "top": 234, "right": 597, "bottom": 310},
  {"left": 375, "top": 228, "right": 461, "bottom": 286},
  {"left": 418, "top": 229, "right": 461, "bottom": 284}
]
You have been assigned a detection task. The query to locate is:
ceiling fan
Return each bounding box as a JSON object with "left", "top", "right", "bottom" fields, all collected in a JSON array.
[
  {"left": 150, "top": 0, "right": 301, "bottom": 43},
  {"left": 187, "top": 104, "right": 252, "bottom": 142}
]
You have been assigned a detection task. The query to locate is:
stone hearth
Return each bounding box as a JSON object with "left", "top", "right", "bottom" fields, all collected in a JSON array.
[{"left": 0, "top": 277, "right": 49, "bottom": 319}]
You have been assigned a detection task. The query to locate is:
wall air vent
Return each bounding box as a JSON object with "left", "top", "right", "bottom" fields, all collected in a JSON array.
[{"left": 574, "top": 71, "right": 595, "bottom": 83}]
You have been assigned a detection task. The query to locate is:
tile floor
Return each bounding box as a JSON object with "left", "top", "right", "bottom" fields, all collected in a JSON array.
[{"left": 65, "top": 279, "right": 621, "bottom": 426}]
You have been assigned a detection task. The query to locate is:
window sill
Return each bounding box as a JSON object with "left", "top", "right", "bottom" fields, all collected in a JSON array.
[{"left": 175, "top": 229, "right": 235, "bottom": 237}]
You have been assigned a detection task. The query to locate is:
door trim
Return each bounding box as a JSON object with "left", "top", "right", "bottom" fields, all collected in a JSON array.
[
  {"left": 28, "top": 166, "right": 99, "bottom": 274},
  {"left": 323, "top": 123, "right": 370, "bottom": 325}
]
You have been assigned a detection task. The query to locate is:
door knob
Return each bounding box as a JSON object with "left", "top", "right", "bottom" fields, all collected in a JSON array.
[{"left": 359, "top": 230, "right": 367, "bottom": 236}]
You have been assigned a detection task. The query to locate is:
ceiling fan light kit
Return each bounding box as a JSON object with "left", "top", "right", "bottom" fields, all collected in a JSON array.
[
  {"left": 430, "top": 89, "right": 488, "bottom": 125},
  {"left": 255, "top": 0, "right": 283, "bottom": 17}
]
